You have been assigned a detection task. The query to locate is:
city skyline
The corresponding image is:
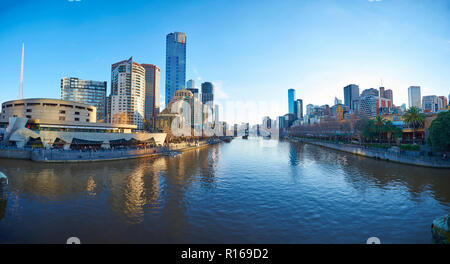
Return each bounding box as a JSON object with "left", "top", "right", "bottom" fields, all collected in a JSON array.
[{"left": 1, "top": 0, "right": 449, "bottom": 125}]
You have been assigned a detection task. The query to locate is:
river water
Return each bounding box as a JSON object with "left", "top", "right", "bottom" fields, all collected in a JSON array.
[{"left": 0, "top": 138, "right": 449, "bottom": 243}]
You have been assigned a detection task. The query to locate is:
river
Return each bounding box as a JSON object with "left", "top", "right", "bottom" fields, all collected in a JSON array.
[{"left": 0, "top": 138, "right": 449, "bottom": 243}]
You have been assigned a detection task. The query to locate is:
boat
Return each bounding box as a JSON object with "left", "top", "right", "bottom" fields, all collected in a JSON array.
[
  {"left": 432, "top": 214, "right": 450, "bottom": 244},
  {"left": 0, "top": 172, "right": 7, "bottom": 185},
  {"left": 222, "top": 137, "right": 232, "bottom": 143},
  {"left": 163, "top": 151, "right": 182, "bottom": 157}
]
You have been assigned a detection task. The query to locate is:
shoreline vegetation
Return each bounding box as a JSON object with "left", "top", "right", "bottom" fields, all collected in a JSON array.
[{"left": 289, "top": 137, "right": 450, "bottom": 168}]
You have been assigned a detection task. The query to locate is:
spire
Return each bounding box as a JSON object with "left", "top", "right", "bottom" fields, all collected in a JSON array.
[{"left": 19, "top": 42, "right": 24, "bottom": 99}]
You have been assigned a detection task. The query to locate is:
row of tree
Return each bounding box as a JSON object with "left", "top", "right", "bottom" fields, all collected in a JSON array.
[{"left": 290, "top": 106, "right": 428, "bottom": 146}]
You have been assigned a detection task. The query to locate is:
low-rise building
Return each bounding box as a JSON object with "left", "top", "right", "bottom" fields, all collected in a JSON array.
[{"left": 0, "top": 98, "right": 166, "bottom": 149}]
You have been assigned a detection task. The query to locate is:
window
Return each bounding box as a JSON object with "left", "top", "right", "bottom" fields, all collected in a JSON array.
[
  {"left": 75, "top": 112, "right": 80, "bottom": 115},
  {"left": 59, "top": 110, "right": 66, "bottom": 114},
  {"left": 59, "top": 116, "right": 65, "bottom": 121},
  {"left": 26, "top": 115, "right": 32, "bottom": 118},
  {"left": 86, "top": 119, "right": 89, "bottom": 122},
  {"left": 74, "top": 118, "right": 80, "bottom": 121},
  {"left": 26, "top": 109, "right": 32, "bottom": 112}
]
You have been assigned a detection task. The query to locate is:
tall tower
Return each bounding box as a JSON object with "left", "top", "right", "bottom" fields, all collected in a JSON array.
[
  {"left": 165, "top": 32, "right": 186, "bottom": 106},
  {"left": 141, "top": 64, "right": 161, "bottom": 122},
  {"left": 19, "top": 42, "right": 24, "bottom": 99},
  {"left": 109, "top": 57, "right": 146, "bottom": 129},
  {"left": 288, "top": 89, "right": 295, "bottom": 114},
  {"left": 343, "top": 84, "right": 359, "bottom": 110},
  {"left": 408, "top": 86, "right": 421, "bottom": 108}
]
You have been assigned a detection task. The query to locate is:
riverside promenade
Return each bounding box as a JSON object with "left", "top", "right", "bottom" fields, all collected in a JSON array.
[
  {"left": 291, "top": 137, "right": 450, "bottom": 168},
  {"left": 0, "top": 138, "right": 224, "bottom": 163}
]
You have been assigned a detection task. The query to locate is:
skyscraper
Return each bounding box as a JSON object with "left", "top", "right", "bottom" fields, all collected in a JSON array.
[
  {"left": 294, "top": 99, "right": 303, "bottom": 120},
  {"left": 165, "top": 32, "right": 186, "bottom": 106},
  {"left": 379, "top": 87, "right": 385, "bottom": 98},
  {"left": 422, "top": 95, "right": 438, "bottom": 112},
  {"left": 408, "top": 86, "right": 421, "bottom": 108},
  {"left": 61, "top": 77, "right": 107, "bottom": 121},
  {"left": 214, "top": 104, "right": 219, "bottom": 123},
  {"left": 343, "top": 84, "right": 359, "bottom": 110},
  {"left": 384, "top": 89, "right": 393, "bottom": 104},
  {"left": 201, "top": 82, "right": 214, "bottom": 106},
  {"left": 109, "top": 57, "right": 146, "bottom": 129},
  {"left": 334, "top": 97, "right": 342, "bottom": 105},
  {"left": 186, "top": 79, "right": 199, "bottom": 99},
  {"left": 141, "top": 64, "right": 161, "bottom": 122},
  {"left": 288, "top": 89, "right": 296, "bottom": 114},
  {"left": 187, "top": 79, "right": 195, "bottom": 89}
]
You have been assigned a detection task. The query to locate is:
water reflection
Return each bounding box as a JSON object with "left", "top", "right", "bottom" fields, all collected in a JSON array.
[
  {"left": 0, "top": 140, "right": 449, "bottom": 243},
  {"left": 0, "top": 146, "right": 220, "bottom": 227},
  {"left": 287, "top": 141, "right": 450, "bottom": 205},
  {"left": 0, "top": 175, "right": 7, "bottom": 220}
]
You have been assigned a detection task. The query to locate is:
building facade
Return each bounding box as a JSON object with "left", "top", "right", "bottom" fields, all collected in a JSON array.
[
  {"left": 408, "top": 86, "right": 421, "bottom": 108},
  {"left": 422, "top": 95, "right": 438, "bottom": 113},
  {"left": 361, "top": 88, "right": 379, "bottom": 97},
  {"left": 141, "top": 64, "right": 161, "bottom": 124},
  {"left": 109, "top": 57, "right": 146, "bottom": 130},
  {"left": 294, "top": 99, "right": 303, "bottom": 120},
  {"left": 384, "top": 89, "right": 393, "bottom": 103},
  {"left": 165, "top": 32, "right": 187, "bottom": 106},
  {"left": 60, "top": 77, "right": 107, "bottom": 122},
  {"left": 343, "top": 84, "right": 359, "bottom": 110},
  {"left": 201, "top": 82, "right": 214, "bottom": 106},
  {"left": 187, "top": 79, "right": 195, "bottom": 89},
  {"left": 288, "top": 89, "right": 296, "bottom": 114},
  {"left": 0, "top": 99, "right": 166, "bottom": 149},
  {"left": 359, "top": 96, "right": 392, "bottom": 118}
]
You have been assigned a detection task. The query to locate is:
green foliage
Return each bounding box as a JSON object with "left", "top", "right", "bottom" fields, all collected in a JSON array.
[
  {"left": 368, "top": 143, "right": 390, "bottom": 149},
  {"left": 400, "top": 144, "right": 421, "bottom": 151},
  {"left": 403, "top": 106, "right": 425, "bottom": 129},
  {"left": 428, "top": 111, "right": 450, "bottom": 150}
]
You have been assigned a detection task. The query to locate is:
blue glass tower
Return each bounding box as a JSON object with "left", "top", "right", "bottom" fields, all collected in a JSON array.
[
  {"left": 165, "top": 32, "right": 186, "bottom": 107},
  {"left": 288, "top": 89, "right": 296, "bottom": 114}
]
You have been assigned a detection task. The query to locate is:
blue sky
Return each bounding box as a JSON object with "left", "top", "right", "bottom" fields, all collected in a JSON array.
[{"left": 0, "top": 0, "right": 449, "bottom": 124}]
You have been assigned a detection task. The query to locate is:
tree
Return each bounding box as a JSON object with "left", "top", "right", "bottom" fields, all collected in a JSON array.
[
  {"left": 354, "top": 118, "right": 369, "bottom": 145},
  {"left": 362, "top": 119, "right": 377, "bottom": 143},
  {"left": 427, "top": 111, "right": 450, "bottom": 151},
  {"left": 383, "top": 120, "right": 397, "bottom": 146},
  {"left": 375, "top": 115, "right": 386, "bottom": 143},
  {"left": 403, "top": 106, "right": 425, "bottom": 144}
]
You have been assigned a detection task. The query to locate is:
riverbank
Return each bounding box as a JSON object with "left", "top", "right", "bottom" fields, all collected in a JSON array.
[
  {"left": 291, "top": 137, "right": 450, "bottom": 168},
  {"left": 0, "top": 139, "right": 222, "bottom": 163}
]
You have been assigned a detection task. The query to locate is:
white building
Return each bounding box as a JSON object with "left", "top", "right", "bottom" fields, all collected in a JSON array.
[
  {"left": 408, "top": 86, "right": 421, "bottom": 108},
  {"left": 109, "top": 57, "right": 146, "bottom": 130},
  {"left": 422, "top": 95, "right": 438, "bottom": 112}
]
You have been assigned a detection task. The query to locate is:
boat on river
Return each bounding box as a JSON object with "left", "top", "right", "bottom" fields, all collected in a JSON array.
[{"left": 163, "top": 151, "right": 182, "bottom": 157}]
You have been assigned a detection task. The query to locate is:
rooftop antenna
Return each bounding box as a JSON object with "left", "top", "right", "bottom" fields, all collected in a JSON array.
[{"left": 19, "top": 42, "right": 24, "bottom": 99}]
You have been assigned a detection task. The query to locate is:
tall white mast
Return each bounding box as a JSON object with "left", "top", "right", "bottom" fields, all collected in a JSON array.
[{"left": 19, "top": 42, "right": 24, "bottom": 99}]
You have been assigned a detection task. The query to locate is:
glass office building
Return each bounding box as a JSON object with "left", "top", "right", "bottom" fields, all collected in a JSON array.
[
  {"left": 141, "top": 64, "right": 161, "bottom": 122},
  {"left": 288, "top": 89, "right": 296, "bottom": 114},
  {"left": 343, "top": 84, "right": 360, "bottom": 110},
  {"left": 165, "top": 32, "right": 186, "bottom": 106},
  {"left": 61, "top": 77, "right": 107, "bottom": 121},
  {"left": 201, "top": 82, "right": 214, "bottom": 107}
]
